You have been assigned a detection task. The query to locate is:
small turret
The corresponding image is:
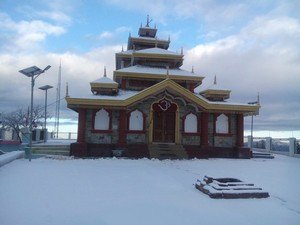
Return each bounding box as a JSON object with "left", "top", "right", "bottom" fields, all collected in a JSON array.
[
  {"left": 90, "top": 67, "right": 118, "bottom": 95},
  {"left": 138, "top": 15, "right": 157, "bottom": 38},
  {"left": 198, "top": 76, "right": 231, "bottom": 101}
]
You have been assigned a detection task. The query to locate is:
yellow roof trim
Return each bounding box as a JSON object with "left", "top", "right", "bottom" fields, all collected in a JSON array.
[
  {"left": 67, "top": 79, "right": 260, "bottom": 113},
  {"left": 90, "top": 82, "right": 118, "bottom": 89},
  {"left": 132, "top": 52, "right": 183, "bottom": 59},
  {"left": 114, "top": 72, "right": 204, "bottom": 82}
]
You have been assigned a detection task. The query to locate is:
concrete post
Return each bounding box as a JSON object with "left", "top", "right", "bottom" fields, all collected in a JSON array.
[
  {"left": 21, "top": 127, "right": 30, "bottom": 144},
  {"left": 266, "top": 137, "right": 272, "bottom": 152},
  {"left": 289, "top": 138, "right": 296, "bottom": 156},
  {"left": 247, "top": 136, "right": 252, "bottom": 148}
]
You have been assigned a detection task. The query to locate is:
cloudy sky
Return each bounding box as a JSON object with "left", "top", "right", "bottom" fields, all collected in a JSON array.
[{"left": 0, "top": 0, "right": 299, "bottom": 137}]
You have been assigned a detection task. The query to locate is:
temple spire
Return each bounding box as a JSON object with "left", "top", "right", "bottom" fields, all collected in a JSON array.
[
  {"left": 65, "top": 82, "right": 69, "bottom": 98},
  {"left": 181, "top": 47, "right": 183, "bottom": 55},
  {"left": 257, "top": 92, "right": 260, "bottom": 104},
  {"left": 121, "top": 45, "right": 124, "bottom": 52},
  {"left": 214, "top": 75, "right": 217, "bottom": 85},
  {"left": 104, "top": 66, "right": 107, "bottom": 77},
  {"left": 166, "top": 66, "right": 170, "bottom": 79},
  {"left": 146, "top": 15, "right": 150, "bottom": 27},
  {"left": 192, "top": 66, "right": 194, "bottom": 73}
]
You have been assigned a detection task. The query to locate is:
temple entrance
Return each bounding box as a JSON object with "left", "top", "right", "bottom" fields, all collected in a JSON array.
[{"left": 152, "top": 99, "right": 177, "bottom": 143}]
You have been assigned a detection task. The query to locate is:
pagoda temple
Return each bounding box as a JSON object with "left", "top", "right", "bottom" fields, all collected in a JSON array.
[{"left": 66, "top": 17, "right": 260, "bottom": 159}]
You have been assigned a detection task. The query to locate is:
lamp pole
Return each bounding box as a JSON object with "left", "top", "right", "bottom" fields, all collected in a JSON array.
[
  {"left": 39, "top": 85, "right": 53, "bottom": 142},
  {"left": 248, "top": 94, "right": 259, "bottom": 149},
  {"left": 19, "top": 65, "right": 51, "bottom": 161}
]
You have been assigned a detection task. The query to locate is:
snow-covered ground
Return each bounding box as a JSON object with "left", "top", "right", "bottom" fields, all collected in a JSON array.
[{"left": 0, "top": 155, "right": 299, "bottom": 225}]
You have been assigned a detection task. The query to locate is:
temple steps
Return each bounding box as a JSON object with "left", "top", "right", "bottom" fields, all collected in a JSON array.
[
  {"left": 31, "top": 145, "right": 70, "bottom": 156},
  {"left": 252, "top": 151, "right": 274, "bottom": 159},
  {"left": 149, "top": 144, "right": 188, "bottom": 160}
]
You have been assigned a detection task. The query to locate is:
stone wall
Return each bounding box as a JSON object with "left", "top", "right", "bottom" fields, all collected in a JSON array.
[
  {"left": 85, "top": 109, "right": 120, "bottom": 144},
  {"left": 84, "top": 99, "right": 239, "bottom": 149}
]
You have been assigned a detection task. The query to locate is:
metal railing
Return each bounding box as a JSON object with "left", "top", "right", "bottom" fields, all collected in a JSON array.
[
  {"left": 48, "top": 132, "right": 77, "bottom": 140},
  {"left": 245, "top": 136, "right": 300, "bottom": 157}
]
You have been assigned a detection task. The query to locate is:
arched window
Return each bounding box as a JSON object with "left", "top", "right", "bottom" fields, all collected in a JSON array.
[
  {"left": 129, "top": 109, "right": 143, "bottom": 131},
  {"left": 184, "top": 113, "right": 198, "bottom": 133},
  {"left": 216, "top": 114, "right": 229, "bottom": 134},
  {"left": 94, "top": 109, "right": 110, "bottom": 130}
]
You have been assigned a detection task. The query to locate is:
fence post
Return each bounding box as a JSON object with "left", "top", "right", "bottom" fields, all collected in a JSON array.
[
  {"left": 266, "top": 137, "right": 272, "bottom": 152},
  {"left": 289, "top": 138, "right": 296, "bottom": 156}
]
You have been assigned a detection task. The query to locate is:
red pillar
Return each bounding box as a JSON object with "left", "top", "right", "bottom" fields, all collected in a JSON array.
[
  {"left": 236, "top": 114, "right": 244, "bottom": 147},
  {"left": 121, "top": 79, "right": 126, "bottom": 89},
  {"left": 118, "top": 109, "right": 127, "bottom": 147},
  {"left": 189, "top": 83, "right": 194, "bottom": 92},
  {"left": 201, "top": 112, "right": 209, "bottom": 147},
  {"left": 77, "top": 108, "right": 86, "bottom": 143}
]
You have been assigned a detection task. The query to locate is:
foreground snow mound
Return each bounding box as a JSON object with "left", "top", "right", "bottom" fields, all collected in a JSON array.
[
  {"left": 0, "top": 151, "right": 24, "bottom": 167},
  {"left": 0, "top": 156, "right": 300, "bottom": 225}
]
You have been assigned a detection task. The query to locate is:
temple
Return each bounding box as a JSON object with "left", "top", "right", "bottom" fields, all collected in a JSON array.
[{"left": 66, "top": 17, "right": 260, "bottom": 159}]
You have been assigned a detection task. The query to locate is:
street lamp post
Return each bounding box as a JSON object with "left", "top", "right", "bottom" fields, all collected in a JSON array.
[
  {"left": 19, "top": 65, "right": 51, "bottom": 161},
  {"left": 248, "top": 95, "right": 259, "bottom": 149},
  {"left": 39, "top": 85, "right": 53, "bottom": 142}
]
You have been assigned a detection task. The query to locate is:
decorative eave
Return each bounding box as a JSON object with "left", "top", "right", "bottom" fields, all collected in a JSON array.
[
  {"left": 128, "top": 37, "right": 170, "bottom": 50},
  {"left": 200, "top": 89, "right": 231, "bottom": 100},
  {"left": 132, "top": 52, "right": 183, "bottom": 60},
  {"left": 90, "top": 82, "right": 118, "bottom": 89},
  {"left": 66, "top": 79, "right": 260, "bottom": 114},
  {"left": 114, "top": 71, "right": 204, "bottom": 82}
]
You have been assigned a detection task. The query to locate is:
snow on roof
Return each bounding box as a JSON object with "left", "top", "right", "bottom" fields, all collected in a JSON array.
[
  {"left": 91, "top": 76, "right": 118, "bottom": 84},
  {"left": 71, "top": 89, "right": 140, "bottom": 100},
  {"left": 116, "top": 49, "right": 133, "bottom": 55},
  {"left": 204, "top": 83, "right": 231, "bottom": 91},
  {"left": 135, "top": 47, "right": 181, "bottom": 56},
  {"left": 194, "top": 81, "right": 230, "bottom": 94},
  {"left": 116, "top": 65, "right": 200, "bottom": 77},
  {"left": 193, "top": 92, "right": 249, "bottom": 106}
]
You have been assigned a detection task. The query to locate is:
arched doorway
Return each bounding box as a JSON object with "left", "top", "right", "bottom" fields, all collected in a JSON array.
[{"left": 152, "top": 99, "right": 178, "bottom": 143}]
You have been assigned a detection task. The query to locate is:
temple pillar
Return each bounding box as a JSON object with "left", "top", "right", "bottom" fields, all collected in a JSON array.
[
  {"left": 77, "top": 108, "right": 86, "bottom": 143},
  {"left": 121, "top": 79, "right": 126, "bottom": 89},
  {"left": 236, "top": 114, "right": 244, "bottom": 147},
  {"left": 201, "top": 112, "right": 209, "bottom": 147},
  {"left": 118, "top": 109, "right": 127, "bottom": 147},
  {"left": 70, "top": 108, "right": 87, "bottom": 157}
]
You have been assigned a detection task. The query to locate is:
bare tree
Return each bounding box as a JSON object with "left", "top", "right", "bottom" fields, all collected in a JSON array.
[{"left": 1, "top": 105, "right": 47, "bottom": 142}]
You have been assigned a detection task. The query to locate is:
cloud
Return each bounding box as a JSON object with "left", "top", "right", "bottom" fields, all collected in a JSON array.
[
  {"left": 0, "top": 13, "right": 65, "bottom": 52},
  {"left": 0, "top": 45, "right": 120, "bottom": 121},
  {"left": 184, "top": 15, "right": 300, "bottom": 130}
]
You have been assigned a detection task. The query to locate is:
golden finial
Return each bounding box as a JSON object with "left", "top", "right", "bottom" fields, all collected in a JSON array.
[
  {"left": 166, "top": 66, "right": 170, "bottom": 79},
  {"left": 65, "top": 82, "right": 69, "bottom": 98}
]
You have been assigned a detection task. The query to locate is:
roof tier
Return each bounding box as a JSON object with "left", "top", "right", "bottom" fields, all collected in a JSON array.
[{"left": 114, "top": 65, "right": 203, "bottom": 82}]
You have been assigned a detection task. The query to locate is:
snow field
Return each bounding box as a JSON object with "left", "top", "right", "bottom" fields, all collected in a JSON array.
[{"left": 0, "top": 155, "right": 300, "bottom": 225}]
